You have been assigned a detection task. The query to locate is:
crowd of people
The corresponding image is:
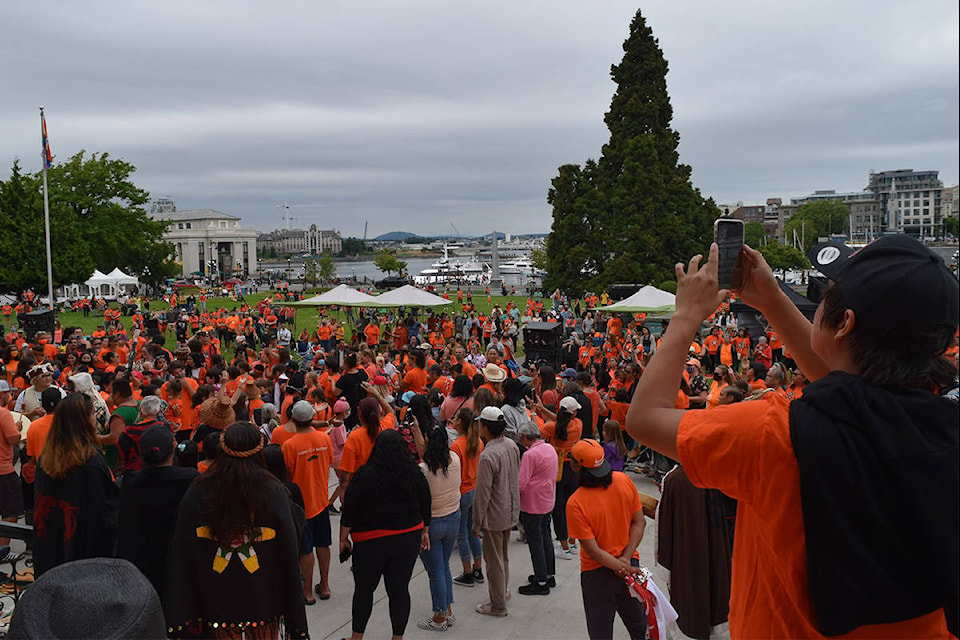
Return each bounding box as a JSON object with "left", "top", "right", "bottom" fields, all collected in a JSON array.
[{"left": 1, "top": 234, "right": 958, "bottom": 639}]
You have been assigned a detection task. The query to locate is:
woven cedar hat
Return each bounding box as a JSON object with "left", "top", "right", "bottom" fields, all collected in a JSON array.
[{"left": 198, "top": 395, "right": 235, "bottom": 430}]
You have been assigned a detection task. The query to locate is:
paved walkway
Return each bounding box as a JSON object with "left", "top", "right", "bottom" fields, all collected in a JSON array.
[{"left": 305, "top": 471, "right": 729, "bottom": 640}]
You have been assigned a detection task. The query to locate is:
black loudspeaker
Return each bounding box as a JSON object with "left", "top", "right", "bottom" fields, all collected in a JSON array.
[
  {"left": 522, "top": 322, "right": 562, "bottom": 350},
  {"left": 144, "top": 317, "right": 161, "bottom": 337},
  {"left": 523, "top": 322, "right": 562, "bottom": 370},
  {"left": 22, "top": 309, "right": 56, "bottom": 342}
]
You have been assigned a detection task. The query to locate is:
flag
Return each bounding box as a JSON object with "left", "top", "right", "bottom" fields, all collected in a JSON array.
[{"left": 41, "top": 112, "right": 53, "bottom": 169}]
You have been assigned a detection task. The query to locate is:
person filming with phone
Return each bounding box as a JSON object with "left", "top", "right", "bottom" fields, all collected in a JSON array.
[{"left": 626, "top": 236, "right": 958, "bottom": 639}]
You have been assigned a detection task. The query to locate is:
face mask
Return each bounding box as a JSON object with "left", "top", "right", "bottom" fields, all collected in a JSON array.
[{"left": 713, "top": 374, "right": 722, "bottom": 381}]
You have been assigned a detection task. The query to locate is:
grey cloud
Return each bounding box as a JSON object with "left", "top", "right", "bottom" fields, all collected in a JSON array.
[{"left": 1, "top": 0, "right": 956, "bottom": 238}]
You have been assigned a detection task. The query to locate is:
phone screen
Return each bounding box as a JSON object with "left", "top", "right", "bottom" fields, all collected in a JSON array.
[{"left": 714, "top": 219, "right": 744, "bottom": 289}]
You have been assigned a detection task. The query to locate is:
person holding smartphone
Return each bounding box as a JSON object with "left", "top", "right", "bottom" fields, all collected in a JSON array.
[{"left": 626, "top": 239, "right": 957, "bottom": 638}]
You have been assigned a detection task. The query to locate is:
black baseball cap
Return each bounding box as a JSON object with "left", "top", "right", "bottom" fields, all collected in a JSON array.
[
  {"left": 808, "top": 236, "right": 959, "bottom": 333},
  {"left": 140, "top": 425, "right": 175, "bottom": 466}
]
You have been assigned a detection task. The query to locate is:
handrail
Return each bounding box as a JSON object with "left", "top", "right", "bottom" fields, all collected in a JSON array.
[{"left": 0, "top": 523, "right": 31, "bottom": 541}]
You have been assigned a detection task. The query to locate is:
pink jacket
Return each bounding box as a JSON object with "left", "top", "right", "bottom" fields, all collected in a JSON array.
[{"left": 518, "top": 439, "right": 558, "bottom": 515}]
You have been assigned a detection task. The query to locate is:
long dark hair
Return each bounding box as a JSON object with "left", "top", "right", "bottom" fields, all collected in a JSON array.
[
  {"left": 451, "top": 374, "right": 472, "bottom": 399},
  {"left": 454, "top": 408, "right": 480, "bottom": 459},
  {"left": 422, "top": 426, "right": 451, "bottom": 476},
  {"left": 196, "top": 422, "right": 281, "bottom": 546},
  {"left": 407, "top": 394, "right": 436, "bottom": 431},
  {"left": 502, "top": 377, "right": 524, "bottom": 408},
  {"left": 40, "top": 393, "right": 99, "bottom": 480},
  {"left": 357, "top": 397, "right": 381, "bottom": 440},
  {"left": 539, "top": 366, "right": 556, "bottom": 391},
  {"left": 555, "top": 408, "right": 573, "bottom": 441},
  {"left": 354, "top": 429, "right": 425, "bottom": 503}
]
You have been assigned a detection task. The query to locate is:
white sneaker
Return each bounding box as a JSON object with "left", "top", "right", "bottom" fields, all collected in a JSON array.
[{"left": 554, "top": 547, "right": 576, "bottom": 560}]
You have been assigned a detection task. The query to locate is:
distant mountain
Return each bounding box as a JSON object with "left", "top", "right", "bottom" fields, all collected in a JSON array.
[{"left": 373, "top": 231, "right": 422, "bottom": 241}]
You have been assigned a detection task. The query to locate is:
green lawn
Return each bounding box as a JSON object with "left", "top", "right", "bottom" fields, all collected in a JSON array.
[{"left": 57, "top": 289, "right": 543, "bottom": 357}]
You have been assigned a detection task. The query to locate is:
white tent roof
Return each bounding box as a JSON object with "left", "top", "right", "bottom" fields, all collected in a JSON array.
[
  {"left": 292, "top": 284, "right": 379, "bottom": 307},
  {"left": 596, "top": 285, "right": 676, "bottom": 313},
  {"left": 361, "top": 284, "right": 452, "bottom": 308},
  {"left": 106, "top": 267, "right": 139, "bottom": 285},
  {"left": 84, "top": 270, "right": 114, "bottom": 286}
]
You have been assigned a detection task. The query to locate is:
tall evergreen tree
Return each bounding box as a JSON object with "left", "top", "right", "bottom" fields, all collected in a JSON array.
[{"left": 545, "top": 10, "right": 719, "bottom": 295}]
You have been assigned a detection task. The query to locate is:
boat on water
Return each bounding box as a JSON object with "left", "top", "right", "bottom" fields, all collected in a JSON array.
[
  {"left": 413, "top": 245, "right": 491, "bottom": 286},
  {"left": 497, "top": 257, "right": 544, "bottom": 277}
]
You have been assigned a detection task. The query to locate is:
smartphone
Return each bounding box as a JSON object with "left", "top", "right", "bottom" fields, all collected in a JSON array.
[
  {"left": 339, "top": 546, "right": 352, "bottom": 563},
  {"left": 713, "top": 218, "right": 744, "bottom": 289}
]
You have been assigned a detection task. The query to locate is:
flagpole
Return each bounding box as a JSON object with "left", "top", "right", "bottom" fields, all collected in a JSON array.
[{"left": 40, "top": 106, "right": 54, "bottom": 311}]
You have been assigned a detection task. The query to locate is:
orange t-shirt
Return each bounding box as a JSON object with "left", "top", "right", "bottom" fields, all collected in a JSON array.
[
  {"left": 461, "top": 360, "right": 478, "bottom": 380},
  {"left": 450, "top": 435, "right": 484, "bottom": 494},
  {"left": 270, "top": 425, "right": 297, "bottom": 447},
  {"left": 282, "top": 429, "right": 333, "bottom": 518},
  {"left": 703, "top": 334, "right": 722, "bottom": 354},
  {"left": 566, "top": 471, "right": 642, "bottom": 572},
  {"left": 363, "top": 323, "right": 380, "bottom": 346},
  {"left": 26, "top": 414, "right": 54, "bottom": 459},
  {"left": 403, "top": 367, "right": 428, "bottom": 394},
  {"left": 539, "top": 417, "right": 582, "bottom": 454},
  {"left": 678, "top": 394, "right": 948, "bottom": 639},
  {"left": 339, "top": 426, "right": 381, "bottom": 474},
  {"left": 607, "top": 316, "right": 622, "bottom": 336},
  {"left": 607, "top": 400, "right": 629, "bottom": 429}
]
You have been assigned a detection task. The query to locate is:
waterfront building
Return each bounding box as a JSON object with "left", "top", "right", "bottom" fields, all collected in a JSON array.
[
  {"left": 257, "top": 225, "right": 343, "bottom": 257},
  {"left": 865, "top": 169, "right": 944, "bottom": 237},
  {"left": 151, "top": 204, "right": 259, "bottom": 279}
]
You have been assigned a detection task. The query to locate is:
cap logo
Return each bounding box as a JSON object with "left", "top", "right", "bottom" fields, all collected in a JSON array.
[
  {"left": 817, "top": 246, "right": 841, "bottom": 265},
  {"left": 593, "top": 457, "right": 604, "bottom": 467}
]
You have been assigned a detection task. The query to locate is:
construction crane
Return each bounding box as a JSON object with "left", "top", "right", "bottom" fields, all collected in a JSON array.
[{"left": 276, "top": 203, "right": 326, "bottom": 230}]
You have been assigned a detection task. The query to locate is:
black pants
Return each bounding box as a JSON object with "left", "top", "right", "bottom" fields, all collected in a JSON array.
[
  {"left": 581, "top": 563, "right": 647, "bottom": 640},
  {"left": 553, "top": 461, "right": 578, "bottom": 541},
  {"left": 351, "top": 529, "right": 421, "bottom": 636},
  {"left": 520, "top": 511, "right": 555, "bottom": 583}
]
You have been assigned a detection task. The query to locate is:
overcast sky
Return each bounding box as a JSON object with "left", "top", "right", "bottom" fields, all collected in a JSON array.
[{"left": 2, "top": 1, "right": 957, "bottom": 238}]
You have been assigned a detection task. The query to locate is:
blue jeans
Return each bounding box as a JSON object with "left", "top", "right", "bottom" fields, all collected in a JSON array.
[
  {"left": 456, "top": 490, "right": 483, "bottom": 563},
  {"left": 420, "top": 511, "right": 459, "bottom": 613}
]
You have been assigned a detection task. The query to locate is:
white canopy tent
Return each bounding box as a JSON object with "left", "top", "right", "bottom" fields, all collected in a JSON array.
[
  {"left": 291, "top": 284, "right": 379, "bottom": 307},
  {"left": 360, "top": 285, "right": 452, "bottom": 308},
  {"left": 59, "top": 268, "right": 141, "bottom": 300},
  {"left": 595, "top": 285, "right": 676, "bottom": 314},
  {"left": 106, "top": 267, "right": 139, "bottom": 287}
]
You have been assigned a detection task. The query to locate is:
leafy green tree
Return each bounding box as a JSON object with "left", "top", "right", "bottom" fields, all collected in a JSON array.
[
  {"left": 658, "top": 280, "right": 677, "bottom": 294},
  {"left": 759, "top": 241, "right": 810, "bottom": 276},
  {"left": 317, "top": 253, "right": 336, "bottom": 282},
  {"left": 530, "top": 247, "right": 547, "bottom": 271},
  {"left": 49, "top": 151, "right": 177, "bottom": 286},
  {"left": 374, "top": 249, "right": 407, "bottom": 276},
  {"left": 783, "top": 200, "right": 849, "bottom": 254},
  {"left": 744, "top": 221, "right": 767, "bottom": 248},
  {"left": 0, "top": 160, "right": 95, "bottom": 292},
  {"left": 544, "top": 10, "right": 718, "bottom": 295},
  {"left": 303, "top": 258, "right": 319, "bottom": 286},
  {"left": 943, "top": 215, "right": 959, "bottom": 237},
  {"left": 0, "top": 151, "right": 177, "bottom": 292},
  {"left": 339, "top": 237, "right": 369, "bottom": 256}
]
